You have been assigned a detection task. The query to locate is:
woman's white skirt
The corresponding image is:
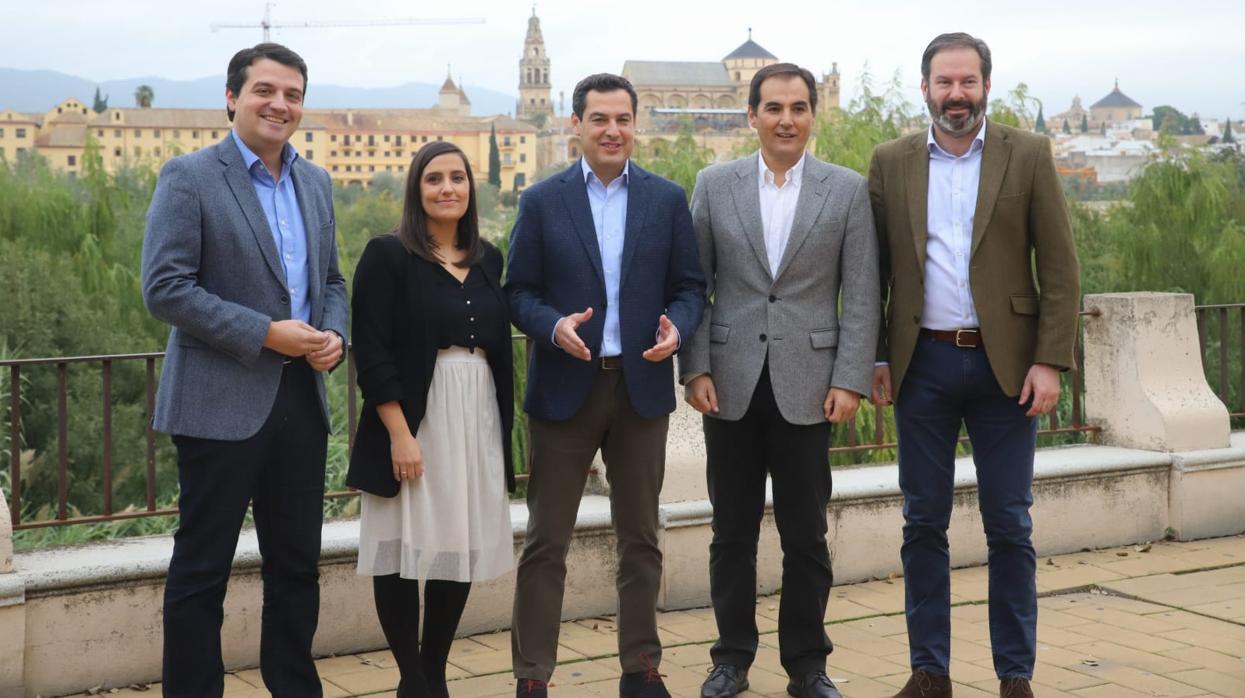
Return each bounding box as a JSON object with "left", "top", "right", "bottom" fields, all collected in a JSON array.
[{"left": 356, "top": 346, "right": 514, "bottom": 582}]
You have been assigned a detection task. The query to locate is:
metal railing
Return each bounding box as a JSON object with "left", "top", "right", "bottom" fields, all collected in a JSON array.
[
  {"left": 17, "top": 302, "right": 1245, "bottom": 532},
  {"left": 1195, "top": 303, "right": 1245, "bottom": 419}
]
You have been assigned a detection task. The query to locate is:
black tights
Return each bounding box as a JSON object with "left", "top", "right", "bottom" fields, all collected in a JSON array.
[{"left": 373, "top": 575, "right": 472, "bottom": 698}]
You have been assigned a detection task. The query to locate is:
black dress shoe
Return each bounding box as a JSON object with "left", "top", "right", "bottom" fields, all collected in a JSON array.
[
  {"left": 787, "top": 670, "right": 844, "bottom": 698},
  {"left": 620, "top": 666, "right": 672, "bottom": 698},
  {"left": 700, "top": 664, "right": 749, "bottom": 698}
]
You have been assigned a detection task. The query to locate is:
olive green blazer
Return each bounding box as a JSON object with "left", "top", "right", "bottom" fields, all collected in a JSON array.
[{"left": 867, "top": 120, "right": 1081, "bottom": 399}]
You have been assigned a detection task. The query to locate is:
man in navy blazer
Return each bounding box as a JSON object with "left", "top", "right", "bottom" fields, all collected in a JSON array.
[
  {"left": 505, "top": 73, "right": 706, "bottom": 698},
  {"left": 141, "top": 44, "right": 346, "bottom": 694}
]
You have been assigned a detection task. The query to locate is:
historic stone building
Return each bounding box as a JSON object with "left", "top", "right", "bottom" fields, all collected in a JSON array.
[
  {"left": 1089, "top": 80, "right": 1143, "bottom": 128},
  {"left": 516, "top": 10, "right": 553, "bottom": 125}
]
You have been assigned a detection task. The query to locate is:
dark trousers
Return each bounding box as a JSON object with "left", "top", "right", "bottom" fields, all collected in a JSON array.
[
  {"left": 704, "top": 364, "right": 834, "bottom": 677},
  {"left": 163, "top": 361, "right": 328, "bottom": 697},
  {"left": 512, "top": 368, "right": 669, "bottom": 681},
  {"left": 895, "top": 338, "right": 1038, "bottom": 680},
  {"left": 372, "top": 575, "right": 472, "bottom": 698}
]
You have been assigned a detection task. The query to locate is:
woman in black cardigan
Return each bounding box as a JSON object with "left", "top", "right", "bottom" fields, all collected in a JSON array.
[{"left": 349, "top": 141, "right": 514, "bottom": 698}]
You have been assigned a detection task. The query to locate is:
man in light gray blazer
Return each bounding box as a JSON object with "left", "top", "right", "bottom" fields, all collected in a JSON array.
[
  {"left": 680, "top": 63, "right": 879, "bottom": 698},
  {"left": 141, "top": 43, "right": 346, "bottom": 695}
]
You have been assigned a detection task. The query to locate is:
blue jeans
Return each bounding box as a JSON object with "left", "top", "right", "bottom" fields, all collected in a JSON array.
[{"left": 895, "top": 337, "right": 1038, "bottom": 680}]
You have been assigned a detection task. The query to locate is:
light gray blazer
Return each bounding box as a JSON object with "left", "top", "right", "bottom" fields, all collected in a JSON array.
[
  {"left": 141, "top": 135, "right": 348, "bottom": 440},
  {"left": 679, "top": 152, "right": 880, "bottom": 425}
]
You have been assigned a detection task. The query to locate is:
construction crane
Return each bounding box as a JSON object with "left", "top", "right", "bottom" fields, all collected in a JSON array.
[{"left": 211, "top": 2, "right": 484, "bottom": 43}]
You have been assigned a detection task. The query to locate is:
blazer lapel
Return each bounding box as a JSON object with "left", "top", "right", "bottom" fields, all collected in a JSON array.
[
  {"left": 730, "top": 154, "right": 771, "bottom": 281},
  {"left": 291, "top": 159, "right": 322, "bottom": 306},
  {"left": 904, "top": 136, "right": 930, "bottom": 279},
  {"left": 970, "top": 123, "right": 1011, "bottom": 257},
  {"left": 773, "top": 156, "right": 831, "bottom": 282},
  {"left": 559, "top": 163, "right": 606, "bottom": 290},
  {"left": 618, "top": 164, "right": 649, "bottom": 289},
  {"left": 218, "top": 137, "right": 287, "bottom": 288}
]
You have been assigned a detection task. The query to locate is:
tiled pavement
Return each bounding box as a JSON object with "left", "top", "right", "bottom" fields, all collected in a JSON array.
[{"left": 91, "top": 535, "right": 1245, "bottom": 697}]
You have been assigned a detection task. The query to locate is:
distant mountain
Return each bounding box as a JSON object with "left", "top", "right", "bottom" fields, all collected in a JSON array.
[{"left": 0, "top": 67, "right": 517, "bottom": 116}]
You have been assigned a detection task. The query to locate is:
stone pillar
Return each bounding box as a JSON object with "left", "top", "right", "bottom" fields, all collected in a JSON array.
[
  {"left": 1083, "top": 292, "right": 1230, "bottom": 452},
  {"left": 0, "top": 485, "right": 23, "bottom": 697}
]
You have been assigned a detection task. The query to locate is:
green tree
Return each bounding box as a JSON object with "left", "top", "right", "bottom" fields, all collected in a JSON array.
[
  {"left": 92, "top": 87, "right": 108, "bottom": 113},
  {"left": 1062, "top": 118, "right": 1072, "bottom": 135},
  {"left": 487, "top": 123, "right": 502, "bottom": 188},
  {"left": 634, "top": 120, "right": 714, "bottom": 200},
  {"left": 1035, "top": 106, "right": 1047, "bottom": 133},
  {"left": 1080, "top": 113, "right": 1089, "bottom": 133},
  {"left": 134, "top": 84, "right": 154, "bottom": 108},
  {"left": 1152, "top": 105, "right": 1200, "bottom": 135},
  {"left": 813, "top": 67, "right": 915, "bottom": 175},
  {"left": 988, "top": 82, "right": 1039, "bottom": 129},
  {"left": 1224, "top": 119, "right": 1236, "bottom": 144}
]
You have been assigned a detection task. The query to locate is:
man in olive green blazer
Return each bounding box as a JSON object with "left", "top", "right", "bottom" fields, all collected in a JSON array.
[{"left": 867, "top": 33, "right": 1080, "bottom": 698}]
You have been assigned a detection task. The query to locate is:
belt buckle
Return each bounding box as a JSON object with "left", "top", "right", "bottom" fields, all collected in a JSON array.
[{"left": 954, "top": 329, "right": 977, "bottom": 348}]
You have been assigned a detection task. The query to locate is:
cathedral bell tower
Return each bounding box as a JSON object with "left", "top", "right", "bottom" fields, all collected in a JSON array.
[{"left": 517, "top": 9, "right": 553, "bottom": 124}]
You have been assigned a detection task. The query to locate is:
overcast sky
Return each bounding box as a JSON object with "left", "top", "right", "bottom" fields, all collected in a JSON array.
[{"left": 4, "top": 0, "right": 1242, "bottom": 122}]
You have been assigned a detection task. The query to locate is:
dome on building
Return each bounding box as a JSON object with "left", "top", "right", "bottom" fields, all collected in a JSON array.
[
  {"left": 1091, "top": 80, "right": 1141, "bottom": 109},
  {"left": 723, "top": 30, "right": 778, "bottom": 61}
]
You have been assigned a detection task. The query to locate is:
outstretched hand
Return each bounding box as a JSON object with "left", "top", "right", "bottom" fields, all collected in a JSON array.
[
  {"left": 643, "top": 314, "right": 679, "bottom": 362},
  {"left": 554, "top": 307, "right": 594, "bottom": 361}
]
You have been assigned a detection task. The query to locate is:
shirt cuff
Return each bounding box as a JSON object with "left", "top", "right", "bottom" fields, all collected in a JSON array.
[
  {"left": 551, "top": 317, "right": 564, "bottom": 348},
  {"left": 874, "top": 361, "right": 889, "bottom": 367},
  {"left": 657, "top": 325, "right": 682, "bottom": 350}
]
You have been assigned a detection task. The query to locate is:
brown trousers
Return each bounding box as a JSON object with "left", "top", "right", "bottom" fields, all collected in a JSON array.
[{"left": 511, "top": 368, "right": 669, "bottom": 681}]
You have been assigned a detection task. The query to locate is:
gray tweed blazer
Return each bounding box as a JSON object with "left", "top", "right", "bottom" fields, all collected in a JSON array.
[{"left": 679, "top": 152, "right": 880, "bottom": 425}]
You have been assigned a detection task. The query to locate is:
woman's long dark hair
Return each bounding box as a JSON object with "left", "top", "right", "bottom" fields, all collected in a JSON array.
[{"left": 394, "top": 141, "right": 484, "bottom": 268}]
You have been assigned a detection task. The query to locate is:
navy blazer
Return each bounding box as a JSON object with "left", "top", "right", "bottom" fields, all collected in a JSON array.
[{"left": 505, "top": 160, "right": 706, "bottom": 421}]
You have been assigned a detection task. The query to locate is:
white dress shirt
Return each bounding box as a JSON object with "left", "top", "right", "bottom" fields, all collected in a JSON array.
[
  {"left": 922, "top": 121, "right": 987, "bottom": 330},
  {"left": 758, "top": 152, "right": 806, "bottom": 278},
  {"left": 582, "top": 157, "right": 628, "bottom": 357}
]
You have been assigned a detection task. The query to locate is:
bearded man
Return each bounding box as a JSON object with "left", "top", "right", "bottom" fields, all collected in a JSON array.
[{"left": 866, "top": 33, "right": 1081, "bottom": 698}]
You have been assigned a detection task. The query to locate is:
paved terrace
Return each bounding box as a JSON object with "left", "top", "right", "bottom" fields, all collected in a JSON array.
[{"left": 80, "top": 535, "right": 1245, "bottom": 698}]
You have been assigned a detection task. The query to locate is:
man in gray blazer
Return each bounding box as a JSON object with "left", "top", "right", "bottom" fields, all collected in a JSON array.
[
  {"left": 680, "top": 63, "right": 879, "bottom": 698},
  {"left": 141, "top": 43, "right": 346, "bottom": 695}
]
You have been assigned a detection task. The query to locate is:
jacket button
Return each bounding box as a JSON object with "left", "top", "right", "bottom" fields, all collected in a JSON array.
[
  {"left": 281, "top": 295, "right": 290, "bottom": 304},
  {"left": 759, "top": 333, "right": 767, "bottom": 342},
  {"left": 768, "top": 294, "right": 777, "bottom": 303}
]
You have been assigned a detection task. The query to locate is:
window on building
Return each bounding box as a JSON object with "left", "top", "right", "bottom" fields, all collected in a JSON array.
[
  {"left": 192, "top": 130, "right": 199, "bottom": 138},
  {"left": 437, "top": 136, "right": 443, "bottom": 141},
  {"left": 16, "top": 128, "right": 26, "bottom": 138},
  {"left": 515, "top": 173, "right": 526, "bottom": 188},
  {"left": 343, "top": 135, "right": 351, "bottom": 145},
  {"left": 540, "top": 98, "right": 545, "bottom": 105},
  {"left": 332, "top": 165, "right": 339, "bottom": 172},
  {"left": 331, "top": 150, "right": 337, "bottom": 157},
  {"left": 306, "top": 150, "right": 313, "bottom": 160},
  {"left": 369, "top": 165, "right": 375, "bottom": 172},
  {"left": 395, "top": 135, "right": 402, "bottom": 146},
  {"left": 398, "top": 165, "right": 405, "bottom": 172},
  {"left": 0, "top": 128, "right": 4, "bottom": 137},
  {"left": 331, "top": 134, "right": 337, "bottom": 142},
  {"left": 520, "top": 153, "right": 527, "bottom": 163},
  {"left": 115, "top": 129, "right": 121, "bottom": 138},
  {"left": 520, "top": 136, "right": 526, "bottom": 144},
  {"left": 114, "top": 112, "right": 121, "bottom": 121},
  {"left": 395, "top": 150, "right": 402, "bottom": 158},
  {"left": 173, "top": 130, "right": 180, "bottom": 138},
  {"left": 384, "top": 151, "right": 390, "bottom": 157},
  {"left": 68, "top": 155, "right": 77, "bottom": 166},
  {"left": 97, "top": 129, "right": 104, "bottom": 137},
  {"left": 305, "top": 132, "right": 313, "bottom": 143},
  {"left": 386, "top": 165, "right": 392, "bottom": 171},
  {"left": 153, "top": 129, "right": 161, "bottom": 137},
  {"left": 356, "top": 150, "right": 362, "bottom": 157},
  {"left": 421, "top": 136, "right": 428, "bottom": 143},
  {"left": 504, "top": 153, "right": 512, "bottom": 164},
  {"left": 368, "top": 135, "right": 375, "bottom": 146},
  {"left": 384, "top": 135, "right": 390, "bottom": 142},
  {"left": 114, "top": 147, "right": 121, "bottom": 157},
  {"left": 135, "top": 130, "right": 142, "bottom": 138},
  {"left": 368, "top": 150, "right": 375, "bottom": 157},
  {"left": 504, "top": 135, "right": 511, "bottom": 146},
  {"left": 211, "top": 130, "right": 219, "bottom": 139}
]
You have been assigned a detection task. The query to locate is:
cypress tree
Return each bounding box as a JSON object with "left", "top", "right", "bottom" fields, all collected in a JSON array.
[{"left": 487, "top": 123, "right": 502, "bottom": 188}]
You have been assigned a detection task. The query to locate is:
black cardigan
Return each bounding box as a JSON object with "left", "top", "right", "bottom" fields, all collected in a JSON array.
[{"left": 347, "top": 234, "right": 515, "bottom": 496}]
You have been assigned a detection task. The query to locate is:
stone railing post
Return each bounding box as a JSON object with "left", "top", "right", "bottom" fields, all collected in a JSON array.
[
  {"left": 1083, "top": 292, "right": 1230, "bottom": 451},
  {"left": 0, "top": 485, "right": 24, "bottom": 698}
]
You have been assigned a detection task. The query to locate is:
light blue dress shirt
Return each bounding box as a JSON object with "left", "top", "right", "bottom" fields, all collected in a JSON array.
[
  {"left": 923, "top": 121, "right": 987, "bottom": 330},
  {"left": 581, "top": 157, "right": 628, "bottom": 357},
  {"left": 232, "top": 130, "right": 311, "bottom": 324}
]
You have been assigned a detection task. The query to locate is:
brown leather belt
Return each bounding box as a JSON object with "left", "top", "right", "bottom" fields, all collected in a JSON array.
[
  {"left": 600, "top": 355, "right": 623, "bottom": 370},
  {"left": 920, "top": 328, "right": 983, "bottom": 348}
]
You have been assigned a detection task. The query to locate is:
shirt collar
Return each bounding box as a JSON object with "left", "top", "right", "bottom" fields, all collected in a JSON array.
[
  {"left": 759, "top": 151, "right": 806, "bottom": 187},
  {"left": 926, "top": 118, "right": 987, "bottom": 158},
  {"left": 232, "top": 129, "right": 298, "bottom": 174},
  {"left": 581, "top": 157, "right": 630, "bottom": 186}
]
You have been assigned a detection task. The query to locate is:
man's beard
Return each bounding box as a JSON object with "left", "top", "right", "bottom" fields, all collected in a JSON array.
[{"left": 927, "top": 94, "right": 987, "bottom": 137}]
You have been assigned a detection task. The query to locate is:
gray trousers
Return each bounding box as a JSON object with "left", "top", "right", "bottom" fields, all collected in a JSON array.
[{"left": 511, "top": 368, "right": 669, "bottom": 681}]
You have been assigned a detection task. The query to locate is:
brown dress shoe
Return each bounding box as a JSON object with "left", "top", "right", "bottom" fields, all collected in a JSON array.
[
  {"left": 893, "top": 670, "right": 952, "bottom": 697},
  {"left": 999, "top": 677, "right": 1033, "bottom": 697}
]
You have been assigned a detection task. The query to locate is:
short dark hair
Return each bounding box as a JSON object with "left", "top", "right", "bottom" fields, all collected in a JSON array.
[
  {"left": 572, "top": 73, "right": 638, "bottom": 119},
  {"left": 748, "top": 63, "right": 818, "bottom": 114},
  {"left": 225, "top": 43, "right": 308, "bottom": 121},
  {"left": 921, "top": 33, "right": 992, "bottom": 82},
  {"left": 394, "top": 141, "right": 484, "bottom": 269}
]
